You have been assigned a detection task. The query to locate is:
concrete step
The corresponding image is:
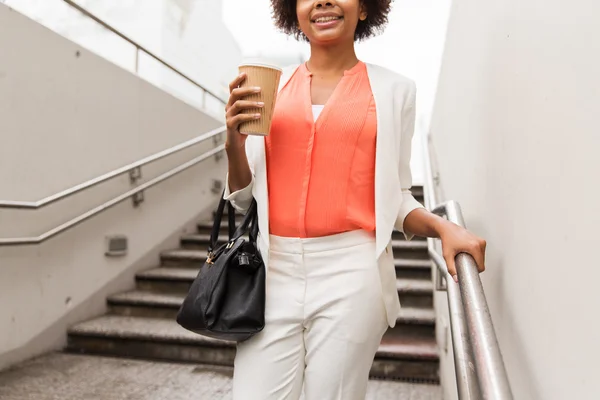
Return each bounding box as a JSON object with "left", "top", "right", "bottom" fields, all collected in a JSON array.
[
  {"left": 136, "top": 266, "right": 433, "bottom": 308},
  {"left": 372, "top": 335, "right": 439, "bottom": 382},
  {"left": 410, "top": 186, "right": 425, "bottom": 198},
  {"left": 67, "top": 316, "right": 235, "bottom": 366},
  {"left": 196, "top": 220, "right": 244, "bottom": 234},
  {"left": 391, "top": 240, "right": 429, "bottom": 260},
  {"left": 108, "top": 290, "right": 435, "bottom": 335},
  {"left": 378, "top": 336, "right": 438, "bottom": 361},
  {"left": 136, "top": 267, "right": 199, "bottom": 293},
  {"left": 395, "top": 259, "right": 432, "bottom": 269},
  {"left": 160, "top": 249, "right": 208, "bottom": 267},
  {"left": 67, "top": 315, "right": 438, "bottom": 382},
  {"left": 396, "top": 279, "right": 433, "bottom": 309},
  {"left": 108, "top": 291, "right": 185, "bottom": 319},
  {"left": 394, "top": 259, "right": 432, "bottom": 280},
  {"left": 180, "top": 233, "right": 248, "bottom": 250}
]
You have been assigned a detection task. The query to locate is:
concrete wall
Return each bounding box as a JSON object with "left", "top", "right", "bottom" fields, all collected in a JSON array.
[
  {"left": 0, "top": 4, "right": 227, "bottom": 370},
  {"left": 3, "top": 0, "right": 242, "bottom": 116},
  {"left": 430, "top": 0, "right": 600, "bottom": 399}
]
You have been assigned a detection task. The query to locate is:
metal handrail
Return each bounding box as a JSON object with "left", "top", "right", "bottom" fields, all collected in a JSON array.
[
  {"left": 422, "top": 133, "right": 513, "bottom": 399},
  {"left": 0, "top": 145, "right": 225, "bottom": 246},
  {"left": 0, "top": 127, "right": 226, "bottom": 209},
  {"left": 423, "top": 135, "right": 482, "bottom": 398},
  {"left": 61, "top": 0, "right": 226, "bottom": 106}
]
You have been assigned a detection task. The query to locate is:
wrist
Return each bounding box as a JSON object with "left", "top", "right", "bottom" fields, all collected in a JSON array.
[
  {"left": 434, "top": 218, "right": 456, "bottom": 239},
  {"left": 225, "top": 140, "right": 245, "bottom": 154}
]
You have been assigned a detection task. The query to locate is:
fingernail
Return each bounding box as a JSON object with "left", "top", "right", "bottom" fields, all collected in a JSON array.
[
  {"left": 254, "top": 113, "right": 261, "bottom": 119},
  {"left": 453, "top": 275, "right": 458, "bottom": 283},
  {"left": 256, "top": 102, "right": 264, "bottom": 107},
  {"left": 253, "top": 87, "right": 261, "bottom": 92}
]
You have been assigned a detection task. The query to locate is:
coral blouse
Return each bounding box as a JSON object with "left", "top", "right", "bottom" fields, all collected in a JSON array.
[{"left": 265, "top": 61, "right": 377, "bottom": 238}]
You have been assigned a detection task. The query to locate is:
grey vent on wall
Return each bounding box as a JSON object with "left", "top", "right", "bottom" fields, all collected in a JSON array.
[{"left": 105, "top": 235, "right": 128, "bottom": 257}]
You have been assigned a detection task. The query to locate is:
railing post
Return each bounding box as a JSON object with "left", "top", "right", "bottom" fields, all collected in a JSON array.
[{"left": 134, "top": 47, "right": 139, "bottom": 73}]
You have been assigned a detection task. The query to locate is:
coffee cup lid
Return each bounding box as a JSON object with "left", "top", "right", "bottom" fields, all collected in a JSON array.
[{"left": 238, "top": 62, "right": 282, "bottom": 71}]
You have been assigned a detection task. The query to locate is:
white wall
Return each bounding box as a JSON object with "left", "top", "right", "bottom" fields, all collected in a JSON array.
[
  {"left": 3, "top": 0, "right": 242, "bottom": 116},
  {"left": 430, "top": 0, "right": 600, "bottom": 399},
  {"left": 0, "top": 4, "right": 226, "bottom": 370},
  {"left": 159, "top": 0, "right": 242, "bottom": 112}
]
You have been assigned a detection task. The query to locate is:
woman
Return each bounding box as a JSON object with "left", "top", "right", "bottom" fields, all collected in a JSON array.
[{"left": 224, "top": 1, "right": 487, "bottom": 399}]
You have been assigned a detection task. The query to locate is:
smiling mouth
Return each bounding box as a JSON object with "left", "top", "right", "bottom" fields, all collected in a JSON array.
[{"left": 312, "top": 16, "right": 344, "bottom": 23}]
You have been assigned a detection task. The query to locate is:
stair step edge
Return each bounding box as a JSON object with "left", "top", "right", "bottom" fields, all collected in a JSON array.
[
  {"left": 67, "top": 316, "right": 235, "bottom": 348},
  {"left": 396, "top": 279, "right": 433, "bottom": 294},
  {"left": 377, "top": 342, "right": 439, "bottom": 361},
  {"left": 138, "top": 267, "right": 433, "bottom": 299},
  {"left": 137, "top": 267, "right": 198, "bottom": 281},
  {"left": 109, "top": 290, "right": 435, "bottom": 325},
  {"left": 68, "top": 316, "right": 436, "bottom": 361},
  {"left": 107, "top": 291, "right": 184, "bottom": 307}
]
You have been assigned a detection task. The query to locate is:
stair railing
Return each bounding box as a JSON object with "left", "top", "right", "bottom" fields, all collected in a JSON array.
[
  {"left": 0, "top": 127, "right": 227, "bottom": 246},
  {"left": 59, "top": 0, "right": 226, "bottom": 108},
  {"left": 422, "top": 133, "right": 513, "bottom": 399}
]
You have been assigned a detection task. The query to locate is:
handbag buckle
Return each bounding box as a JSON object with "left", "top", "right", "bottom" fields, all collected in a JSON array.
[
  {"left": 206, "top": 251, "right": 215, "bottom": 265},
  {"left": 226, "top": 241, "right": 234, "bottom": 249}
]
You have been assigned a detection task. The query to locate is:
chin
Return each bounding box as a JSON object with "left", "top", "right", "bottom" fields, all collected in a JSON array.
[
  {"left": 310, "top": 36, "right": 343, "bottom": 45},
  {"left": 307, "top": 31, "right": 347, "bottom": 45}
]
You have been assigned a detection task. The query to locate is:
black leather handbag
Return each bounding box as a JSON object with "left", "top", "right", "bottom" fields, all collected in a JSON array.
[{"left": 176, "top": 193, "right": 265, "bottom": 342}]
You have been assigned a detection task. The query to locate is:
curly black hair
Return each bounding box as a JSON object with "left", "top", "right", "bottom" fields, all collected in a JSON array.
[{"left": 270, "top": 0, "right": 392, "bottom": 42}]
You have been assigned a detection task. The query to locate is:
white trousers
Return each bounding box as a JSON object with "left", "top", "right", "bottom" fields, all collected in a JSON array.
[{"left": 232, "top": 230, "right": 389, "bottom": 400}]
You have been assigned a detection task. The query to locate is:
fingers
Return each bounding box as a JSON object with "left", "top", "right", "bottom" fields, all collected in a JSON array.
[
  {"left": 444, "top": 251, "right": 458, "bottom": 283},
  {"left": 227, "top": 100, "right": 264, "bottom": 117},
  {"left": 472, "top": 239, "right": 486, "bottom": 273},
  {"left": 226, "top": 112, "right": 261, "bottom": 131},
  {"left": 481, "top": 239, "right": 486, "bottom": 267},
  {"left": 228, "top": 72, "right": 247, "bottom": 93},
  {"left": 225, "top": 99, "right": 263, "bottom": 132},
  {"left": 226, "top": 86, "right": 261, "bottom": 110},
  {"left": 441, "top": 226, "right": 487, "bottom": 283}
]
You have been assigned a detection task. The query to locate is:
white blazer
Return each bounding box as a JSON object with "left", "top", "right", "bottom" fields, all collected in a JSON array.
[{"left": 224, "top": 63, "right": 424, "bottom": 327}]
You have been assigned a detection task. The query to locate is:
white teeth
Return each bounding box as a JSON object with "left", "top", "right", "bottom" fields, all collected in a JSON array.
[{"left": 314, "top": 16, "right": 340, "bottom": 23}]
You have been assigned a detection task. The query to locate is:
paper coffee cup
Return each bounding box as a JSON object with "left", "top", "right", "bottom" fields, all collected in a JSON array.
[{"left": 238, "top": 63, "right": 282, "bottom": 136}]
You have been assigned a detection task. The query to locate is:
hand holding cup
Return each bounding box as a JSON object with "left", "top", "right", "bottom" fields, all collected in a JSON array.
[{"left": 225, "top": 73, "right": 262, "bottom": 150}]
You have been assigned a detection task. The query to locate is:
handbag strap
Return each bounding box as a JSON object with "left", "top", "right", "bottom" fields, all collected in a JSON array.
[
  {"left": 232, "top": 199, "right": 258, "bottom": 241},
  {"left": 249, "top": 204, "right": 259, "bottom": 243},
  {"left": 208, "top": 192, "right": 228, "bottom": 254},
  {"left": 209, "top": 191, "right": 256, "bottom": 256},
  {"left": 228, "top": 202, "right": 236, "bottom": 239}
]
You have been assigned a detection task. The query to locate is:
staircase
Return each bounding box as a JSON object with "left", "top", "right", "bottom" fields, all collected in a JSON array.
[{"left": 66, "top": 187, "right": 439, "bottom": 382}]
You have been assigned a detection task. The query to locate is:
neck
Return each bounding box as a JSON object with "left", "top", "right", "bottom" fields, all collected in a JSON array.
[{"left": 307, "top": 40, "right": 359, "bottom": 76}]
